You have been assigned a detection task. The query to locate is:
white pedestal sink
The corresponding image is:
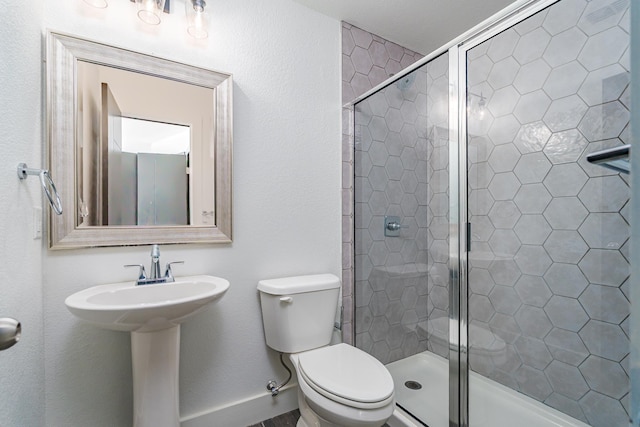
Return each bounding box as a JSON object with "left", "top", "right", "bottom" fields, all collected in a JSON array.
[{"left": 65, "top": 275, "right": 230, "bottom": 427}]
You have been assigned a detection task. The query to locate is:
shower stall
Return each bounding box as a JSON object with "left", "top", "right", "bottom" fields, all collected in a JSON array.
[{"left": 349, "top": 0, "right": 631, "bottom": 426}]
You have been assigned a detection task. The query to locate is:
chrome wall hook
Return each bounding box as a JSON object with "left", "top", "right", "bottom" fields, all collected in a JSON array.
[{"left": 17, "top": 163, "right": 63, "bottom": 215}]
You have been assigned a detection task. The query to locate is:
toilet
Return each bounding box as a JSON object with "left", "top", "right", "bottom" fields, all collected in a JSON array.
[{"left": 258, "top": 274, "right": 395, "bottom": 427}]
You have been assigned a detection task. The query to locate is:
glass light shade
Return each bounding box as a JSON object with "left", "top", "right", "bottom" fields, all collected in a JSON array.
[
  {"left": 83, "top": 0, "right": 108, "bottom": 8},
  {"left": 185, "top": 0, "right": 209, "bottom": 39},
  {"left": 136, "top": 0, "right": 166, "bottom": 25}
]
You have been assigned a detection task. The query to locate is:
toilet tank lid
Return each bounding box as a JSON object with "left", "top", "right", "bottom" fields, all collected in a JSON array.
[{"left": 258, "top": 274, "right": 340, "bottom": 295}]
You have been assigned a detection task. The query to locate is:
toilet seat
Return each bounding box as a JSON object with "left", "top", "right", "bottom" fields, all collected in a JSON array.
[{"left": 297, "top": 343, "right": 394, "bottom": 409}]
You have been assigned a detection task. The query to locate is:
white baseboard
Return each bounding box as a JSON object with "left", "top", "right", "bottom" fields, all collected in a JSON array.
[{"left": 180, "top": 384, "right": 299, "bottom": 427}]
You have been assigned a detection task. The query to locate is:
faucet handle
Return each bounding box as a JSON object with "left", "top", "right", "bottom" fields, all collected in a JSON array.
[
  {"left": 164, "top": 261, "right": 184, "bottom": 282},
  {"left": 124, "top": 264, "right": 147, "bottom": 282}
]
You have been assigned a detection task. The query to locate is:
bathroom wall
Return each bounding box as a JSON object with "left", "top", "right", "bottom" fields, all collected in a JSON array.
[
  {"left": 341, "top": 22, "right": 423, "bottom": 346},
  {"left": 38, "top": 1, "right": 342, "bottom": 426},
  {"left": 0, "top": 1, "right": 46, "bottom": 426},
  {"left": 466, "top": 1, "right": 630, "bottom": 425}
]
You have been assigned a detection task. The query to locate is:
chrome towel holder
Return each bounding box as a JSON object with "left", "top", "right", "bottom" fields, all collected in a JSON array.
[{"left": 17, "top": 163, "right": 63, "bottom": 215}]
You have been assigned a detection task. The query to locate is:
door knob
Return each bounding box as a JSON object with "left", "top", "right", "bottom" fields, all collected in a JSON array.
[{"left": 0, "top": 318, "right": 21, "bottom": 351}]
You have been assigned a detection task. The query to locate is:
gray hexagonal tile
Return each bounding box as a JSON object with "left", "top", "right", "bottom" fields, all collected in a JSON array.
[
  {"left": 544, "top": 295, "right": 589, "bottom": 332},
  {"left": 400, "top": 239, "right": 419, "bottom": 263},
  {"left": 543, "top": 163, "right": 588, "bottom": 197},
  {"left": 487, "top": 114, "right": 520, "bottom": 146},
  {"left": 578, "top": 26, "right": 628, "bottom": 71},
  {"left": 514, "top": 215, "right": 551, "bottom": 245},
  {"left": 544, "top": 197, "right": 588, "bottom": 230},
  {"left": 488, "top": 229, "right": 521, "bottom": 256},
  {"left": 470, "top": 189, "right": 495, "bottom": 216},
  {"left": 488, "top": 258, "right": 522, "bottom": 287},
  {"left": 368, "top": 191, "right": 389, "bottom": 216},
  {"left": 579, "top": 249, "right": 629, "bottom": 287},
  {"left": 384, "top": 85, "right": 404, "bottom": 110},
  {"left": 489, "top": 172, "right": 521, "bottom": 201},
  {"left": 351, "top": 46, "right": 374, "bottom": 75},
  {"left": 543, "top": 95, "right": 589, "bottom": 132},
  {"left": 489, "top": 200, "right": 521, "bottom": 229},
  {"left": 513, "top": 90, "right": 552, "bottom": 124},
  {"left": 515, "top": 364, "right": 554, "bottom": 400},
  {"left": 578, "top": 64, "right": 630, "bottom": 106},
  {"left": 469, "top": 294, "right": 495, "bottom": 323},
  {"left": 384, "top": 108, "right": 404, "bottom": 133},
  {"left": 544, "top": 263, "right": 589, "bottom": 298},
  {"left": 580, "top": 355, "right": 628, "bottom": 400},
  {"left": 488, "top": 86, "right": 520, "bottom": 118},
  {"left": 489, "top": 285, "right": 522, "bottom": 315},
  {"left": 580, "top": 390, "right": 629, "bottom": 427},
  {"left": 488, "top": 143, "right": 520, "bottom": 173},
  {"left": 543, "top": 230, "right": 588, "bottom": 264},
  {"left": 514, "top": 27, "right": 551, "bottom": 65},
  {"left": 543, "top": 0, "right": 586, "bottom": 35},
  {"left": 578, "top": 139, "right": 627, "bottom": 178},
  {"left": 514, "top": 8, "right": 547, "bottom": 35},
  {"left": 400, "top": 146, "right": 418, "bottom": 171},
  {"left": 515, "top": 245, "right": 552, "bottom": 275},
  {"left": 579, "top": 284, "right": 630, "bottom": 324},
  {"left": 469, "top": 162, "right": 495, "bottom": 190},
  {"left": 515, "top": 305, "right": 552, "bottom": 339},
  {"left": 369, "top": 116, "right": 389, "bottom": 141},
  {"left": 545, "top": 393, "right": 588, "bottom": 423},
  {"left": 514, "top": 183, "right": 552, "bottom": 214},
  {"left": 488, "top": 57, "right": 520, "bottom": 89},
  {"left": 578, "top": 175, "right": 629, "bottom": 213},
  {"left": 579, "top": 213, "right": 629, "bottom": 250},
  {"left": 371, "top": 339, "right": 391, "bottom": 364},
  {"left": 514, "top": 121, "right": 552, "bottom": 154},
  {"left": 514, "top": 152, "right": 552, "bottom": 184},
  {"left": 543, "top": 129, "right": 588, "bottom": 164},
  {"left": 514, "top": 60, "right": 551, "bottom": 95},
  {"left": 468, "top": 54, "right": 494, "bottom": 87},
  {"left": 515, "top": 275, "right": 552, "bottom": 307},
  {"left": 400, "top": 170, "right": 418, "bottom": 194},
  {"left": 383, "top": 156, "right": 403, "bottom": 181},
  {"left": 470, "top": 265, "right": 496, "bottom": 295},
  {"left": 544, "top": 328, "right": 589, "bottom": 366},
  {"left": 487, "top": 28, "right": 519, "bottom": 62},
  {"left": 579, "top": 320, "right": 629, "bottom": 362},
  {"left": 514, "top": 337, "right": 553, "bottom": 371},
  {"left": 543, "top": 61, "right": 588, "bottom": 100},
  {"left": 578, "top": 101, "right": 629, "bottom": 143},
  {"left": 545, "top": 360, "right": 589, "bottom": 400},
  {"left": 543, "top": 27, "right": 588, "bottom": 67}
]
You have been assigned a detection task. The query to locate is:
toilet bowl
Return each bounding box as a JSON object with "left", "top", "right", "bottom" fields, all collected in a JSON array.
[
  {"left": 292, "top": 343, "right": 395, "bottom": 427},
  {"left": 258, "top": 274, "right": 395, "bottom": 427}
]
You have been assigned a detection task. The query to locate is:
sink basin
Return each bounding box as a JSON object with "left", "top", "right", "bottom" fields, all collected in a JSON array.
[
  {"left": 65, "top": 275, "right": 229, "bottom": 332},
  {"left": 65, "top": 275, "right": 230, "bottom": 427}
]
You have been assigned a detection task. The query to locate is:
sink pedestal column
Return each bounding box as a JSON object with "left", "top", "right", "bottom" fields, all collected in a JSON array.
[{"left": 131, "top": 325, "right": 181, "bottom": 427}]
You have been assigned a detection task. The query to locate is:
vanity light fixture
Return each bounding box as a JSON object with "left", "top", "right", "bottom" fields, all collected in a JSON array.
[{"left": 83, "top": 0, "right": 210, "bottom": 39}]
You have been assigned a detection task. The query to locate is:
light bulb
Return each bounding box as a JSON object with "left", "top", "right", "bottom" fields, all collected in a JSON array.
[
  {"left": 186, "top": 0, "right": 209, "bottom": 39},
  {"left": 136, "top": 0, "right": 166, "bottom": 25}
]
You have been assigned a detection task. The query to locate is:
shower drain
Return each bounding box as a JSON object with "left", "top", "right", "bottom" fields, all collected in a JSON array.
[{"left": 404, "top": 380, "right": 423, "bottom": 390}]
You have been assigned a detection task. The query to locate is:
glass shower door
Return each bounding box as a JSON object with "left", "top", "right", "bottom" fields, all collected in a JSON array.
[
  {"left": 353, "top": 52, "right": 450, "bottom": 427},
  {"left": 465, "top": 0, "right": 631, "bottom": 426}
]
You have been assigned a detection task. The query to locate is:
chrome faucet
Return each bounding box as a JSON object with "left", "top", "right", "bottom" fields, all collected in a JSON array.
[
  {"left": 125, "top": 245, "right": 184, "bottom": 285},
  {"left": 150, "top": 244, "right": 161, "bottom": 280}
]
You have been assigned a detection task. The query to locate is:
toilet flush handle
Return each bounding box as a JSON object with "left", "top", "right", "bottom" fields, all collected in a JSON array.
[{"left": 279, "top": 296, "right": 293, "bottom": 303}]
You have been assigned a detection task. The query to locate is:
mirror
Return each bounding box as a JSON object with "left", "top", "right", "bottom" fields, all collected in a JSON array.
[{"left": 47, "top": 32, "right": 232, "bottom": 249}]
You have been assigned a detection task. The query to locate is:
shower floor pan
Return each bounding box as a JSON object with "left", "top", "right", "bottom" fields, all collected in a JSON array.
[{"left": 386, "top": 351, "right": 589, "bottom": 427}]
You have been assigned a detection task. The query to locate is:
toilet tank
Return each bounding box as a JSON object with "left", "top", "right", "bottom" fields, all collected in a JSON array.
[{"left": 257, "top": 274, "right": 340, "bottom": 353}]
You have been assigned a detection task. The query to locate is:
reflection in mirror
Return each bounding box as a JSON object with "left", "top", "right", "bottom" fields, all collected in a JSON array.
[
  {"left": 47, "top": 32, "right": 232, "bottom": 249},
  {"left": 77, "top": 61, "right": 215, "bottom": 228}
]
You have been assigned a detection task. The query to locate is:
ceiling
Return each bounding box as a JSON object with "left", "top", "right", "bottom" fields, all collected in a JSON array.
[{"left": 293, "top": 0, "right": 519, "bottom": 55}]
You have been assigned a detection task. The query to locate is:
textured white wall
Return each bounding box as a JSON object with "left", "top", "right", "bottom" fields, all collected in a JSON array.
[
  {"left": 0, "top": 1, "right": 46, "bottom": 426},
  {"left": 40, "top": 1, "right": 341, "bottom": 426}
]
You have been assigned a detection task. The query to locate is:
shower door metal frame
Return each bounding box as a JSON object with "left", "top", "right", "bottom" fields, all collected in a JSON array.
[
  {"left": 451, "top": 0, "right": 561, "bottom": 426},
  {"left": 347, "top": 1, "right": 563, "bottom": 426}
]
